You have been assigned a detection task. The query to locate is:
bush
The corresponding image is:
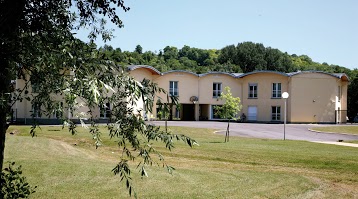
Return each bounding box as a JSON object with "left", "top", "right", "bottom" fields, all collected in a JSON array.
[{"left": 0, "top": 162, "right": 36, "bottom": 199}]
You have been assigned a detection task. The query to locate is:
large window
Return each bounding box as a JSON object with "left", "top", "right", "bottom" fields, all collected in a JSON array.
[
  {"left": 211, "top": 105, "right": 222, "bottom": 119},
  {"left": 213, "top": 83, "right": 222, "bottom": 98},
  {"left": 271, "top": 106, "right": 281, "bottom": 121},
  {"left": 272, "top": 83, "right": 282, "bottom": 98},
  {"left": 169, "top": 81, "right": 178, "bottom": 96},
  {"left": 248, "top": 83, "right": 258, "bottom": 98}
]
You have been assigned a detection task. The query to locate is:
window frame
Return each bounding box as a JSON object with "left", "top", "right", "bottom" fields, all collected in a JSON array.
[
  {"left": 272, "top": 83, "right": 282, "bottom": 98},
  {"left": 100, "top": 102, "right": 111, "bottom": 119},
  {"left": 271, "top": 106, "right": 281, "bottom": 121},
  {"left": 213, "top": 82, "right": 222, "bottom": 98},
  {"left": 169, "top": 81, "right": 179, "bottom": 97},
  {"left": 32, "top": 102, "right": 41, "bottom": 118},
  {"left": 248, "top": 83, "right": 258, "bottom": 98}
]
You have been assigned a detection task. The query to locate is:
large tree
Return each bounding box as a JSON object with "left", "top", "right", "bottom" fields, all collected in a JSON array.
[{"left": 0, "top": 0, "right": 196, "bottom": 197}]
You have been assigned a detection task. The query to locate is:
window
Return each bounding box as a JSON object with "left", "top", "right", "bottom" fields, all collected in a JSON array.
[
  {"left": 272, "top": 83, "right": 281, "bottom": 98},
  {"left": 211, "top": 105, "right": 222, "bottom": 119},
  {"left": 248, "top": 83, "right": 258, "bottom": 98},
  {"left": 169, "top": 81, "right": 178, "bottom": 96},
  {"left": 100, "top": 102, "right": 111, "bottom": 118},
  {"left": 53, "top": 102, "right": 63, "bottom": 118},
  {"left": 338, "top": 86, "right": 341, "bottom": 102},
  {"left": 213, "top": 83, "right": 222, "bottom": 98},
  {"left": 271, "top": 106, "right": 281, "bottom": 121},
  {"left": 32, "top": 103, "right": 41, "bottom": 118}
]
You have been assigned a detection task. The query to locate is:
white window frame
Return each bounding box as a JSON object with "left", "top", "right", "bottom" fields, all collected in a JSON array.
[
  {"left": 271, "top": 106, "right": 281, "bottom": 121},
  {"left": 169, "top": 81, "right": 178, "bottom": 96},
  {"left": 248, "top": 83, "right": 258, "bottom": 98},
  {"left": 272, "top": 83, "right": 282, "bottom": 98},
  {"left": 213, "top": 82, "right": 222, "bottom": 98}
]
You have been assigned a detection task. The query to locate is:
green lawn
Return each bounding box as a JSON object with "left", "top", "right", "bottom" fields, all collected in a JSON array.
[
  {"left": 311, "top": 126, "right": 358, "bottom": 135},
  {"left": 5, "top": 125, "right": 358, "bottom": 198}
]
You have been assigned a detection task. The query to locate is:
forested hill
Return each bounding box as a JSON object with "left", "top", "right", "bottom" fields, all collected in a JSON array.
[
  {"left": 97, "top": 41, "right": 358, "bottom": 121},
  {"left": 98, "top": 41, "right": 355, "bottom": 75}
]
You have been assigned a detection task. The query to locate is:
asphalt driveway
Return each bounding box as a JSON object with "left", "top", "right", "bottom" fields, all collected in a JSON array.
[{"left": 149, "top": 121, "right": 358, "bottom": 142}]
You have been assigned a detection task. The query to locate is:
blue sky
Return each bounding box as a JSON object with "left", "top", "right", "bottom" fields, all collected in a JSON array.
[{"left": 76, "top": 0, "right": 358, "bottom": 69}]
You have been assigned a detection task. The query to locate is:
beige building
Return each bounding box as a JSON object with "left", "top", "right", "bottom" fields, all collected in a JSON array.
[
  {"left": 128, "top": 65, "right": 349, "bottom": 124},
  {"left": 11, "top": 65, "right": 349, "bottom": 124}
]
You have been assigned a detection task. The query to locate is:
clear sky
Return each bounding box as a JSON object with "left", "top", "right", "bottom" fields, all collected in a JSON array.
[{"left": 76, "top": 0, "right": 358, "bottom": 69}]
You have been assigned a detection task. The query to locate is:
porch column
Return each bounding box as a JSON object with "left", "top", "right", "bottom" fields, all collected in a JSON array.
[{"left": 195, "top": 103, "right": 200, "bottom": 121}]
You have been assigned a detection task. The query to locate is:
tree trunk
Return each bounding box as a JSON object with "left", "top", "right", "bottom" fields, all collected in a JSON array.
[
  {"left": 0, "top": 0, "right": 27, "bottom": 171},
  {"left": 0, "top": 59, "right": 11, "bottom": 171}
]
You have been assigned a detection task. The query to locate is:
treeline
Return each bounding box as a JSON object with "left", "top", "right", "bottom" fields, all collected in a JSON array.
[
  {"left": 98, "top": 41, "right": 353, "bottom": 75},
  {"left": 98, "top": 41, "right": 358, "bottom": 120}
]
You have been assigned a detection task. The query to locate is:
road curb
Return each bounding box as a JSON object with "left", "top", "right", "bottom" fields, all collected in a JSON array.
[{"left": 308, "top": 128, "right": 357, "bottom": 136}]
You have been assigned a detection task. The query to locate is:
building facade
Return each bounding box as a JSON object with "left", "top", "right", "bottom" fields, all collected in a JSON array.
[
  {"left": 11, "top": 65, "right": 349, "bottom": 124},
  {"left": 128, "top": 65, "right": 349, "bottom": 124}
]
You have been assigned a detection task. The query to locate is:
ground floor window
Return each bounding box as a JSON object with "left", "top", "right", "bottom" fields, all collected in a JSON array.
[
  {"left": 32, "top": 102, "right": 41, "bottom": 118},
  {"left": 53, "top": 102, "right": 63, "bottom": 119},
  {"left": 271, "top": 106, "right": 281, "bottom": 121},
  {"left": 100, "top": 102, "right": 111, "bottom": 118},
  {"left": 211, "top": 105, "right": 222, "bottom": 119}
]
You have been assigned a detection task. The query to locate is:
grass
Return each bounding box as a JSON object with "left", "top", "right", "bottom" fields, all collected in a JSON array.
[
  {"left": 311, "top": 126, "right": 358, "bottom": 135},
  {"left": 4, "top": 125, "right": 358, "bottom": 198}
]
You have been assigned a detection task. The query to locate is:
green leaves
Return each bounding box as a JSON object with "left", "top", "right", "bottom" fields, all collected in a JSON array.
[{"left": 0, "top": 162, "right": 37, "bottom": 199}]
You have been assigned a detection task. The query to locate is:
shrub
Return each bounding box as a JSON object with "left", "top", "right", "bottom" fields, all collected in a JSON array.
[{"left": 0, "top": 162, "right": 36, "bottom": 199}]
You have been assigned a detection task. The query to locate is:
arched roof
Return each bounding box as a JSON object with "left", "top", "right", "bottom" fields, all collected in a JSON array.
[
  {"left": 127, "top": 66, "right": 349, "bottom": 81},
  {"left": 127, "top": 65, "right": 161, "bottom": 75},
  {"left": 162, "top": 70, "right": 199, "bottom": 77},
  {"left": 199, "top": 71, "right": 237, "bottom": 78},
  {"left": 237, "top": 70, "right": 289, "bottom": 78},
  {"left": 288, "top": 71, "right": 350, "bottom": 81}
]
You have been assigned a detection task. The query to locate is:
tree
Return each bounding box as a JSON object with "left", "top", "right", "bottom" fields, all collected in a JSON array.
[
  {"left": 214, "top": 87, "right": 242, "bottom": 142},
  {"left": 0, "top": 0, "right": 197, "bottom": 197},
  {"left": 135, "top": 44, "right": 143, "bottom": 54}
]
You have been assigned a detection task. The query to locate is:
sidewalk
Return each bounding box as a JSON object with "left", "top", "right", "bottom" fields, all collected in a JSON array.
[{"left": 310, "top": 141, "right": 358, "bottom": 148}]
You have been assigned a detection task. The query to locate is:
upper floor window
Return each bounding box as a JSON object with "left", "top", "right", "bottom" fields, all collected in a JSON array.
[
  {"left": 213, "top": 83, "right": 222, "bottom": 98},
  {"left": 249, "top": 83, "right": 258, "bottom": 98},
  {"left": 169, "top": 81, "right": 178, "bottom": 96},
  {"left": 272, "top": 83, "right": 282, "bottom": 98},
  {"left": 271, "top": 106, "right": 281, "bottom": 121}
]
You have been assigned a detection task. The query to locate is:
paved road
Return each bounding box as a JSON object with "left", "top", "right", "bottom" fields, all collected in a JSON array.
[{"left": 149, "top": 121, "right": 358, "bottom": 142}]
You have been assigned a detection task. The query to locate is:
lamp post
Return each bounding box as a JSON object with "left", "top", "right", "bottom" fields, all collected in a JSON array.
[{"left": 282, "top": 92, "right": 289, "bottom": 140}]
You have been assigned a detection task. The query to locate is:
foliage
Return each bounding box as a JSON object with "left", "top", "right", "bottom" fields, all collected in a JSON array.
[
  {"left": 0, "top": 162, "right": 36, "bottom": 199},
  {"left": 214, "top": 87, "right": 242, "bottom": 142},
  {"left": 0, "top": 0, "right": 198, "bottom": 197}
]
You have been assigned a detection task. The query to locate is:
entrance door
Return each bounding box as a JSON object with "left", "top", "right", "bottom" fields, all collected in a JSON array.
[{"left": 248, "top": 106, "right": 257, "bottom": 121}]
